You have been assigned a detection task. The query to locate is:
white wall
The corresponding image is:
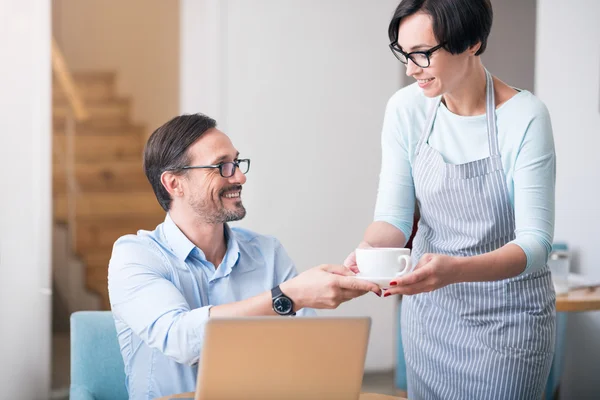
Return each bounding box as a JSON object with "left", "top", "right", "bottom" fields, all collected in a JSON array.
[
  {"left": 484, "top": 0, "right": 536, "bottom": 91},
  {"left": 180, "top": 0, "right": 222, "bottom": 121},
  {"left": 0, "top": 0, "right": 52, "bottom": 398},
  {"left": 536, "top": 0, "right": 600, "bottom": 397},
  {"left": 181, "top": 0, "right": 401, "bottom": 371}
]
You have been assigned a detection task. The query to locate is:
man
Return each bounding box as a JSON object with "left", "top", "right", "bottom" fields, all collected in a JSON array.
[{"left": 108, "top": 113, "right": 380, "bottom": 399}]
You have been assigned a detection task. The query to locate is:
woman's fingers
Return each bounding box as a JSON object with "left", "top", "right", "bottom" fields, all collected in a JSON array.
[
  {"left": 389, "top": 253, "right": 434, "bottom": 286},
  {"left": 384, "top": 279, "right": 434, "bottom": 296}
]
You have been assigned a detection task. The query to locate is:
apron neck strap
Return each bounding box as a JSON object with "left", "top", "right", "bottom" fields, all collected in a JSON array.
[
  {"left": 484, "top": 69, "right": 499, "bottom": 157},
  {"left": 416, "top": 68, "right": 499, "bottom": 158}
]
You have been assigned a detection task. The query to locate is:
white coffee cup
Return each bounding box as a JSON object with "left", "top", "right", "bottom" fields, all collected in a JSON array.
[{"left": 355, "top": 247, "right": 414, "bottom": 278}]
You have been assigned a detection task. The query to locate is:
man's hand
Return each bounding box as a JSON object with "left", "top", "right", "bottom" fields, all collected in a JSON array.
[
  {"left": 343, "top": 251, "right": 359, "bottom": 274},
  {"left": 281, "top": 264, "right": 382, "bottom": 310},
  {"left": 343, "top": 241, "right": 373, "bottom": 274}
]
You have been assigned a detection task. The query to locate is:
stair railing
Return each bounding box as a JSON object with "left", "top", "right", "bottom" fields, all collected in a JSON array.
[{"left": 51, "top": 36, "right": 88, "bottom": 253}]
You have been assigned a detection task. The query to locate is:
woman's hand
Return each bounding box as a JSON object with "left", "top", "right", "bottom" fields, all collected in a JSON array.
[{"left": 384, "top": 253, "right": 462, "bottom": 296}]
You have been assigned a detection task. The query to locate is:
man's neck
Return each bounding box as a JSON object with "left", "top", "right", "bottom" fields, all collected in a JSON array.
[{"left": 169, "top": 208, "right": 227, "bottom": 268}]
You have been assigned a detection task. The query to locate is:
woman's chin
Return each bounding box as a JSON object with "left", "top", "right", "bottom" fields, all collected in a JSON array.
[{"left": 420, "top": 85, "right": 441, "bottom": 98}]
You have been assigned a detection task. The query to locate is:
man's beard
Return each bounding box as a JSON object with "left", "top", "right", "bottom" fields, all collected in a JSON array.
[{"left": 189, "top": 187, "right": 246, "bottom": 224}]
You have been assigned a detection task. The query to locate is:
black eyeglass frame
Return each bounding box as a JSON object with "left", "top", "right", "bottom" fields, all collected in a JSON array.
[
  {"left": 178, "top": 159, "right": 251, "bottom": 178},
  {"left": 388, "top": 42, "right": 446, "bottom": 68}
]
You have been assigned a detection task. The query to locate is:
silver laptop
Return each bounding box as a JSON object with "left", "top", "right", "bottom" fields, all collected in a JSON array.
[{"left": 194, "top": 317, "right": 371, "bottom": 400}]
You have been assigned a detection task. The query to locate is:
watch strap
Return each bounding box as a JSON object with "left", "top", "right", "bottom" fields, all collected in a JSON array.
[
  {"left": 271, "top": 285, "right": 295, "bottom": 316},
  {"left": 271, "top": 285, "right": 284, "bottom": 299}
]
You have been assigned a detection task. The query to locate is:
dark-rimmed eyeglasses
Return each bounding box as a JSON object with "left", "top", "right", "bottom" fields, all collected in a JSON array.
[
  {"left": 178, "top": 159, "right": 250, "bottom": 178},
  {"left": 389, "top": 42, "right": 446, "bottom": 68}
]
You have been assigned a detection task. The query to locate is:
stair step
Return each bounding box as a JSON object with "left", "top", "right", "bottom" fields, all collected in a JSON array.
[
  {"left": 53, "top": 71, "right": 116, "bottom": 102},
  {"left": 74, "top": 214, "right": 165, "bottom": 253},
  {"left": 84, "top": 250, "right": 112, "bottom": 310},
  {"left": 54, "top": 192, "right": 163, "bottom": 221},
  {"left": 52, "top": 69, "right": 157, "bottom": 311},
  {"left": 86, "top": 262, "right": 109, "bottom": 289},
  {"left": 87, "top": 268, "right": 108, "bottom": 292},
  {"left": 86, "top": 275, "right": 110, "bottom": 310},
  {"left": 53, "top": 98, "right": 130, "bottom": 125},
  {"left": 53, "top": 161, "right": 150, "bottom": 194},
  {"left": 83, "top": 250, "right": 112, "bottom": 270},
  {"left": 53, "top": 123, "right": 146, "bottom": 137},
  {"left": 84, "top": 251, "right": 111, "bottom": 295},
  {"left": 53, "top": 133, "right": 143, "bottom": 163},
  {"left": 53, "top": 117, "right": 140, "bottom": 132}
]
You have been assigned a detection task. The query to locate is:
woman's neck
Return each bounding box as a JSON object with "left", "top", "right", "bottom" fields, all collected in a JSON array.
[{"left": 442, "top": 64, "right": 487, "bottom": 116}]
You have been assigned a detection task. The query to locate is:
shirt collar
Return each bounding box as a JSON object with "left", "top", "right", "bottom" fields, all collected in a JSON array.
[
  {"left": 163, "top": 213, "right": 196, "bottom": 262},
  {"left": 217, "top": 224, "right": 241, "bottom": 276},
  {"left": 163, "top": 214, "right": 241, "bottom": 270}
]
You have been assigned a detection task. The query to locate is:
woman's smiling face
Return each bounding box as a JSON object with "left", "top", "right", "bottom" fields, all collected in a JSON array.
[{"left": 396, "top": 12, "right": 479, "bottom": 98}]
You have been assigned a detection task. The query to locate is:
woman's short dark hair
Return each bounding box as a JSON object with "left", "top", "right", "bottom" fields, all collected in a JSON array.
[
  {"left": 388, "top": 0, "right": 493, "bottom": 56},
  {"left": 143, "top": 113, "right": 217, "bottom": 211}
]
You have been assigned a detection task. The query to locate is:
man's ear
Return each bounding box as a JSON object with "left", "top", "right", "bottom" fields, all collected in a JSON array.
[{"left": 161, "top": 170, "right": 185, "bottom": 197}]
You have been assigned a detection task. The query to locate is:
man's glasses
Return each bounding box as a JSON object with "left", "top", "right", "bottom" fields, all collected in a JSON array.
[
  {"left": 179, "top": 159, "right": 250, "bottom": 178},
  {"left": 389, "top": 42, "right": 445, "bottom": 68}
]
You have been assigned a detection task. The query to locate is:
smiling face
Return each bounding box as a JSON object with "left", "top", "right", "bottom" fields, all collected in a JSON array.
[
  {"left": 397, "top": 12, "right": 480, "bottom": 98},
  {"left": 179, "top": 128, "right": 247, "bottom": 224}
]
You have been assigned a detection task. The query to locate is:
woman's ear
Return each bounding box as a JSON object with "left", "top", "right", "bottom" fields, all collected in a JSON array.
[
  {"left": 161, "top": 171, "right": 184, "bottom": 198},
  {"left": 468, "top": 41, "right": 482, "bottom": 56}
]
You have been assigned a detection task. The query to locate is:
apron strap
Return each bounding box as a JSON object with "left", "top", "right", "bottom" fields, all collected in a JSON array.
[
  {"left": 484, "top": 69, "right": 500, "bottom": 158},
  {"left": 415, "top": 68, "right": 500, "bottom": 159},
  {"left": 415, "top": 95, "right": 442, "bottom": 156}
]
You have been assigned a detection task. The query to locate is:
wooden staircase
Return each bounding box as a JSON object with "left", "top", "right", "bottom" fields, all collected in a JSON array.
[{"left": 53, "top": 71, "right": 164, "bottom": 309}]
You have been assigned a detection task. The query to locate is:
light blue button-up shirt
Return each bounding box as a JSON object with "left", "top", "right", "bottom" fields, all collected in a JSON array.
[{"left": 108, "top": 214, "right": 314, "bottom": 400}]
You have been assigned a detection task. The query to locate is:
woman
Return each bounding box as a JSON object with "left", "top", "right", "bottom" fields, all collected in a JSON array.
[{"left": 345, "top": 0, "right": 556, "bottom": 398}]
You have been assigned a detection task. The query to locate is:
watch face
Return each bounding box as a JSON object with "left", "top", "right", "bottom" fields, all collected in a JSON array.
[{"left": 274, "top": 296, "right": 293, "bottom": 315}]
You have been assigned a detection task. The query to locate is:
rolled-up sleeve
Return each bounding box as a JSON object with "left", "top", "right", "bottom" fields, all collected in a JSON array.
[
  {"left": 373, "top": 96, "right": 416, "bottom": 243},
  {"left": 108, "top": 235, "right": 210, "bottom": 365},
  {"left": 509, "top": 104, "right": 556, "bottom": 274}
]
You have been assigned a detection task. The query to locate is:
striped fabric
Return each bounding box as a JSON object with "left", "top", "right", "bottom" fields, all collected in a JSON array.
[{"left": 402, "top": 70, "right": 556, "bottom": 399}]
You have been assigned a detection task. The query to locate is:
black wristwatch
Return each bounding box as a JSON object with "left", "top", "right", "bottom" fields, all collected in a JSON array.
[{"left": 271, "top": 285, "right": 296, "bottom": 316}]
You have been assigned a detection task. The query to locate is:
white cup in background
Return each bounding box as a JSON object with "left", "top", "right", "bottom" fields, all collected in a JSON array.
[{"left": 355, "top": 247, "right": 414, "bottom": 278}]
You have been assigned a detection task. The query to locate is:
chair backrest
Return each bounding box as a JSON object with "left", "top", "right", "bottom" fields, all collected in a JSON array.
[{"left": 70, "top": 311, "right": 128, "bottom": 400}]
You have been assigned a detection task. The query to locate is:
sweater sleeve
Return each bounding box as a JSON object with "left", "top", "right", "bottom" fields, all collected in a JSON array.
[
  {"left": 508, "top": 103, "right": 556, "bottom": 274},
  {"left": 373, "top": 96, "right": 416, "bottom": 243}
]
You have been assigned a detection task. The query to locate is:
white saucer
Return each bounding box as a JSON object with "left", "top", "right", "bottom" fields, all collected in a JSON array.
[{"left": 354, "top": 274, "right": 398, "bottom": 289}]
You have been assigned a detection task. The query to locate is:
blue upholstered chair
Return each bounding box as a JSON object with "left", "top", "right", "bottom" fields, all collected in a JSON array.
[{"left": 70, "top": 311, "right": 128, "bottom": 400}]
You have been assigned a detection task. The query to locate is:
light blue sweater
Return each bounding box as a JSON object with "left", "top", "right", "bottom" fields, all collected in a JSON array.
[{"left": 374, "top": 82, "right": 556, "bottom": 274}]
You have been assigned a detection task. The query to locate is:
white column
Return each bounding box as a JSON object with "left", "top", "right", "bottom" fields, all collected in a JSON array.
[
  {"left": 0, "top": 0, "right": 52, "bottom": 398},
  {"left": 535, "top": 0, "right": 600, "bottom": 397}
]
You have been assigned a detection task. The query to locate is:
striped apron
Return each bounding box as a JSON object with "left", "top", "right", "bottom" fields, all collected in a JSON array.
[{"left": 401, "top": 70, "right": 556, "bottom": 399}]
